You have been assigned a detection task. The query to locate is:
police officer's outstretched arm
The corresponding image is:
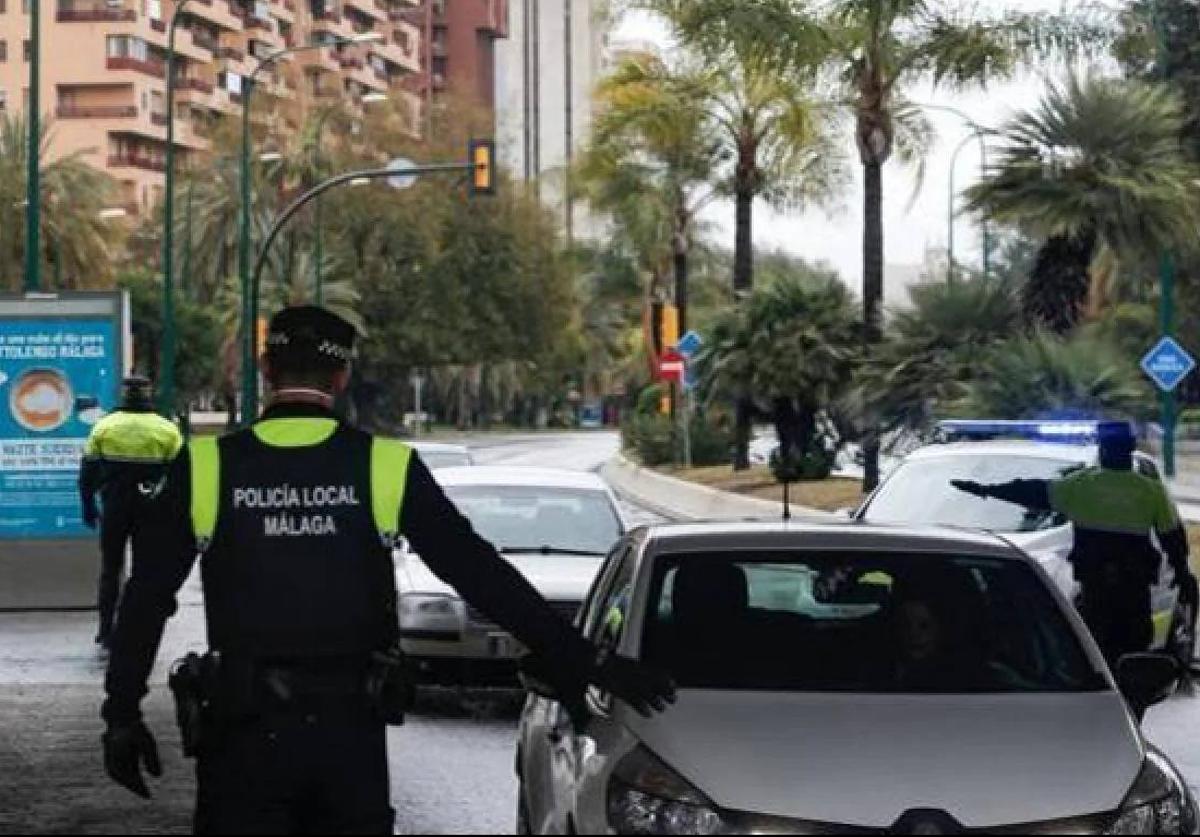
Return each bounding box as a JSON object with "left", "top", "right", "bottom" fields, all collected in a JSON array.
[
  {"left": 952, "top": 478, "right": 1054, "bottom": 510},
  {"left": 400, "top": 457, "right": 675, "bottom": 716},
  {"left": 101, "top": 451, "right": 198, "bottom": 798}
]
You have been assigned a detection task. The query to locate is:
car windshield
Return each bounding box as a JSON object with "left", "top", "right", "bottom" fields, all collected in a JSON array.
[
  {"left": 420, "top": 451, "right": 472, "bottom": 470},
  {"left": 446, "top": 485, "right": 621, "bottom": 556},
  {"left": 862, "top": 455, "right": 1082, "bottom": 533},
  {"left": 641, "top": 551, "right": 1105, "bottom": 694}
]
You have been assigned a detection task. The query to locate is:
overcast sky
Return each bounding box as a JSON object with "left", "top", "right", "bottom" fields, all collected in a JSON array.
[{"left": 611, "top": 1, "right": 1117, "bottom": 287}]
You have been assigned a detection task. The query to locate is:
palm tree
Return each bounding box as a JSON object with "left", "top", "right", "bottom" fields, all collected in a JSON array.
[
  {"left": 577, "top": 51, "right": 724, "bottom": 381},
  {"left": 635, "top": 8, "right": 845, "bottom": 298},
  {"left": 961, "top": 330, "right": 1151, "bottom": 420},
  {"left": 696, "top": 270, "right": 861, "bottom": 477},
  {"left": 857, "top": 278, "right": 1022, "bottom": 436},
  {"left": 655, "top": 0, "right": 1105, "bottom": 485},
  {"left": 0, "top": 114, "right": 120, "bottom": 291},
  {"left": 965, "top": 75, "right": 1200, "bottom": 330}
]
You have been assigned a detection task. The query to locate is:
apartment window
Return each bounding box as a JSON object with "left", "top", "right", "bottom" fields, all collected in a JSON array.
[
  {"left": 107, "top": 35, "right": 148, "bottom": 61},
  {"left": 0, "top": 1, "right": 6, "bottom": 14},
  {"left": 21, "top": 0, "right": 29, "bottom": 13},
  {"left": 23, "top": 40, "right": 29, "bottom": 62},
  {"left": 0, "top": 90, "right": 6, "bottom": 113},
  {"left": 146, "top": 0, "right": 162, "bottom": 20},
  {"left": 0, "top": 41, "right": 7, "bottom": 63}
]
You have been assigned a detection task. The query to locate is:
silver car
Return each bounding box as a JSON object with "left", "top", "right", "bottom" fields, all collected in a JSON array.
[
  {"left": 856, "top": 437, "right": 1192, "bottom": 659},
  {"left": 517, "top": 522, "right": 1196, "bottom": 834},
  {"left": 397, "top": 466, "right": 626, "bottom": 685}
]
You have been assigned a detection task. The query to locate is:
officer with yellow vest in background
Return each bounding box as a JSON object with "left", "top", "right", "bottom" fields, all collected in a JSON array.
[
  {"left": 954, "top": 421, "right": 1195, "bottom": 666},
  {"left": 79, "top": 376, "right": 182, "bottom": 649},
  {"left": 100, "top": 306, "right": 674, "bottom": 834}
]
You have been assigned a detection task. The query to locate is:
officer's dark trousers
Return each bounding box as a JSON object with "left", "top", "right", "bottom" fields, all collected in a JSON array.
[
  {"left": 194, "top": 706, "right": 392, "bottom": 835},
  {"left": 97, "top": 495, "right": 136, "bottom": 639},
  {"left": 1079, "top": 582, "right": 1153, "bottom": 666}
]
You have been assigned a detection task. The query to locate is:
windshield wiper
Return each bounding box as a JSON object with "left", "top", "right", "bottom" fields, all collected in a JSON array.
[{"left": 500, "top": 546, "right": 606, "bottom": 557}]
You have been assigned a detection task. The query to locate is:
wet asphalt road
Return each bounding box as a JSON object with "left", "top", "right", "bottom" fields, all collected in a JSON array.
[{"left": 5, "top": 430, "right": 1200, "bottom": 834}]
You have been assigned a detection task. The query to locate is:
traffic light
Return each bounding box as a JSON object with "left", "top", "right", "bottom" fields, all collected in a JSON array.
[{"left": 469, "top": 139, "right": 496, "bottom": 196}]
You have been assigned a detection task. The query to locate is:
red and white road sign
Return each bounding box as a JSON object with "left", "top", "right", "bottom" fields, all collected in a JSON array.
[{"left": 658, "top": 349, "right": 686, "bottom": 383}]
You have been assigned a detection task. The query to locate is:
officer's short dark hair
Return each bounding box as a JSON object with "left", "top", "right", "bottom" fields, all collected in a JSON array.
[{"left": 264, "top": 306, "right": 356, "bottom": 389}]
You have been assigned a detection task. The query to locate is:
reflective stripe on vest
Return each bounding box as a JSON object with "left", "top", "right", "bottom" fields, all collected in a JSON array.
[
  {"left": 190, "top": 437, "right": 221, "bottom": 543},
  {"left": 371, "top": 438, "right": 413, "bottom": 539},
  {"left": 188, "top": 428, "right": 413, "bottom": 544}
]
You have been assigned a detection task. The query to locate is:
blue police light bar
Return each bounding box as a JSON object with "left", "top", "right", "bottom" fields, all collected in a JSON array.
[{"left": 934, "top": 420, "right": 1106, "bottom": 444}]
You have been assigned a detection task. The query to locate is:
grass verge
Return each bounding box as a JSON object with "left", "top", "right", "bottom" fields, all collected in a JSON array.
[{"left": 657, "top": 464, "right": 865, "bottom": 512}]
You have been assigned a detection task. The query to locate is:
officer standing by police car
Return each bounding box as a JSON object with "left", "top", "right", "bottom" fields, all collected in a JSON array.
[
  {"left": 100, "top": 306, "right": 674, "bottom": 834},
  {"left": 79, "top": 376, "right": 183, "bottom": 648},
  {"left": 954, "top": 421, "right": 1196, "bottom": 666}
]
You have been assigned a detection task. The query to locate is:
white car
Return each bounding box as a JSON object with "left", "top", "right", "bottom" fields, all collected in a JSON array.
[
  {"left": 517, "top": 522, "right": 1196, "bottom": 835},
  {"left": 411, "top": 441, "right": 475, "bottom": 470},
  {"left": 856, "top": 424, "right": 1192, "bottom": 659},
  {"left": 397, "top": 466, "right": 626, "bottom": 684}
]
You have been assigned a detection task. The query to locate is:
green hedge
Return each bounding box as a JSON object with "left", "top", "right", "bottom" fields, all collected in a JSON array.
[{"left": 622, "top": 413, "right": 733, "bottom": 467}]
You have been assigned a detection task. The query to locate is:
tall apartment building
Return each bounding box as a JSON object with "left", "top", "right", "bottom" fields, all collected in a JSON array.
[
  {"left": 0, "top": 0, "right": 424, "bottom": 216},
  {"left": 494, "top": 0, "right": 606, "bottom": 238}
]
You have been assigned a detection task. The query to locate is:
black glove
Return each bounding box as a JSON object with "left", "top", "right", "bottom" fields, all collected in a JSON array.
[
  {"left": 951, "top": 480, "right": 988, "bottom": 498},
  {"left": 83, "top": 505, "right": 99, "bottom": 530},
  {"left": 592, "top": 650, "right": 677, "bottom": 718},
  {"left": 102, "top": 722, "right": 162, "bottom": 799}
]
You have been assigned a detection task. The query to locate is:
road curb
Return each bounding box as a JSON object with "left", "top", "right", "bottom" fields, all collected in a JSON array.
[{"left": 601, "top": 453, "right": 836, "bottom": 523}]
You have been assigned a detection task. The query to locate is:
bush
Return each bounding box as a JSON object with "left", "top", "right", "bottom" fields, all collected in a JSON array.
[
  {"left": 622, "top": 412, "right": 733, "bottom": 467},
  {"left": 770, "top": 443, "right": 837, "bottom": 483},
  {"left": 636, "top": 384, "right": 667, "bottom": 416}
]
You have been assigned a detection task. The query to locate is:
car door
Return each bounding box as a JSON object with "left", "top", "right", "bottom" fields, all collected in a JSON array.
[
  {"left": 554, "top": 543, "right": 640, "bottom": 829},
  {"left": 520, "top": 540, "right": 632, "bottom": 834}
]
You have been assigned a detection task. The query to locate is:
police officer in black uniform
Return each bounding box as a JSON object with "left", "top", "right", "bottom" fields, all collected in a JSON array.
[{"left": 101, "top": 306, "right": 674, "bottom": 834}]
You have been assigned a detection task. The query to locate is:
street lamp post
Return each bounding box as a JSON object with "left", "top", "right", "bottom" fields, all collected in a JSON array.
[
  {"left": 947, "top": 128, "right": 990, "bottom": 284},
  {"left": 23, "top": 0, "right": 40, "bottom": 293},
  {"left": 239, "top": 33, "right": 382, "bottom": 426},
  {"left": 159, "top": 0, "right": 196, "bottom": 417}
]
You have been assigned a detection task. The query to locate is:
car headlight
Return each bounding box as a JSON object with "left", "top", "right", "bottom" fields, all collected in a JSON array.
[
  {"left": 607, "top": 746, "right": 723, "bottom": 836},
  {"left": 1107, "top": 751, "right": 1197, "bottom": 835},
  {"left": 398, "top": 594, "right": 462, "bottom": 628}
]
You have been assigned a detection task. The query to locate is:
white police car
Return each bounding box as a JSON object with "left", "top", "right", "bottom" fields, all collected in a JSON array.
[{"left": 855, "top": 421, "right": 1193, "bottom": 661}]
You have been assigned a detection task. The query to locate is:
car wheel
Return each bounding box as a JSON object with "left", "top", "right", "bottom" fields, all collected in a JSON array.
[{"left": 516, "top": 785, "right": 533, "bottom": 836}]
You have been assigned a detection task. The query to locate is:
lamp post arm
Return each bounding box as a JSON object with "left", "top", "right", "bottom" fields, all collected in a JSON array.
[{"left": 250, "top": 163, "right": 473, "bottom": 363}]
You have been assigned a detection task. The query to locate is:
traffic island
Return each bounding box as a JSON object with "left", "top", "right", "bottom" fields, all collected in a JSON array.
[{"left": 602, "top": 453, "right": 839, "bottom": 522}]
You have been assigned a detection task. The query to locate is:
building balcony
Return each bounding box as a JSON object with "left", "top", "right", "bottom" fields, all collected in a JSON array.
[
  {"left": 57, "top": 105, "right": 139, "bottom": 119},
  {"left": 56, "top": 3, "right": 137, "bottom": 22},
  {"left": 192, "top": 30, "right": 220, "bottom": 52},
  {"left": 344, "top": 0, "right": 386, "bottom": 23},
  {"left": 107, "top": 56, "right": 167, "bottom": 78},
  {"left": 108, "top": 153, "right": 167, "bottom": 173},
  {"left": 179, "top": 76, "right": 216, "bottom": 94},
  {"left": 220, "top": 45, "right": 246, "bottom": 62},
  {"left": 187, "top": 0, "right": 244, "bottom": 30}
]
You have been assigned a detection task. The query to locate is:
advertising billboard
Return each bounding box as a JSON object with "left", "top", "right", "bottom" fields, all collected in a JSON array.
[{"left": 0, "top": 294, "right": 129, "bottom": 541}]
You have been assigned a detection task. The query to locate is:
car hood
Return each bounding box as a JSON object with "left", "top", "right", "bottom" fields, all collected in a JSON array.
[
  {"left": 398, "top": 553, "right": 602, "bottom": 603},
  {"left": 624, "top": 690, "right": 1142, "bottom": 829}
]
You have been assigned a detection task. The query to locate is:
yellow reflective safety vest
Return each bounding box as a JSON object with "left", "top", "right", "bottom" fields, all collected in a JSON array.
[
  {"left": 84, "top": 410, "right": 183, "bottom": 465},
  {"left": 1050, "top": 467, "right": 1182, "bottom": 586},
  {"left": 187, "top": 417, "right": 413, "bottom": 657}
]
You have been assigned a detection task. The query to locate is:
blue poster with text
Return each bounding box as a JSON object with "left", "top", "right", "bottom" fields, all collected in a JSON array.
[{"left": 0, "top": 319, "right": 120, "bottom": 539}]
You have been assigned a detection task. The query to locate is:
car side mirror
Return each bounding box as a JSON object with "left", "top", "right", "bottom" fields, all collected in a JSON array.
[{"left": 1117, "top": 653, "right": 1180, "bottom": 720}]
